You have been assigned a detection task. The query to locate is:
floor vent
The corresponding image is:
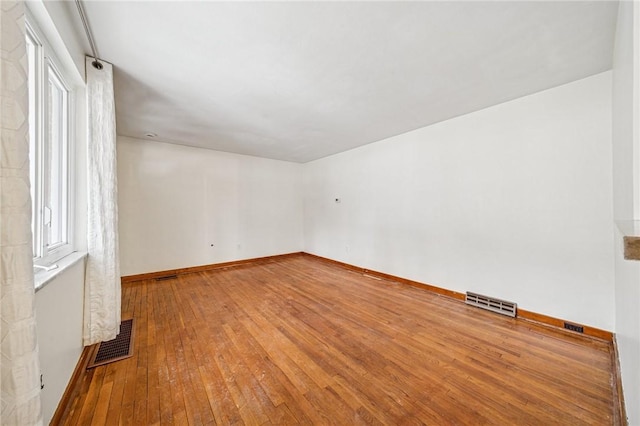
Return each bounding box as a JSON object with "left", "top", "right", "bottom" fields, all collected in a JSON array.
[
  {"left": 156, "top": 274, "right": 178, "bottom": 281},
  {"left": 87, "top": 319, "right": 134, "bottom": 369},
  {"left": 465, "top": 292, "right": 517, "bottom": 317}
]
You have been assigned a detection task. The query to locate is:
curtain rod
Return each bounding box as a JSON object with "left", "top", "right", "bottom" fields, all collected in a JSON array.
[{"left": 74, "top": 0, "right": 104, "bottom": 70}]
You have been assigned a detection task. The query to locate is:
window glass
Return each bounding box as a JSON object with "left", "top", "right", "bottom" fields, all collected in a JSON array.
[{"left": 46, "top": 69, "right": 67, "bottom": 248}]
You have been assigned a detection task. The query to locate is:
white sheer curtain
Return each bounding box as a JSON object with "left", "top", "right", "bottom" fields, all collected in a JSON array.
[
  {"left": 0, "top": 1, "right": 43, "bottom": 424},
  {"left": 83, "top": 57, "right": 121, "bottom": 345}
]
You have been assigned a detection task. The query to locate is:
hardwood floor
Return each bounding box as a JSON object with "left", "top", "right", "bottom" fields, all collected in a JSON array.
[{"left": 58, "top": 254, "right": 618, "bottom": 425}]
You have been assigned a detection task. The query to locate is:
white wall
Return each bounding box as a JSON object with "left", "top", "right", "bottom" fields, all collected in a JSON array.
[
  {"left": 117, "top": 137, "right": 304, "bottom": 276},
  {"left": 304, "top": 72, "right": 615, "bottom": 331},
  {"left": 612, "top": 1, "right": 640, "bottom": 424},
  {"left": 35, "top": 260, "right": 85, "bottom": 424}
]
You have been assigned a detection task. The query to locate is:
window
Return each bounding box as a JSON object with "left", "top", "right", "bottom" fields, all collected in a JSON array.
[{"left": 26, "top": 20, "right": 74, "bottom": 266}]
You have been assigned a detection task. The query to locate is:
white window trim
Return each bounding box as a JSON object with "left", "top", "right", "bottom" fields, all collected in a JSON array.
[{"left": 26, "top": 12, "right": 76, "bottom": 270}]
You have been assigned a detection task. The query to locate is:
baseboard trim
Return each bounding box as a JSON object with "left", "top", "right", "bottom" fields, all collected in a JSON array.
[
  {"left": 121, "top": 251, "right": 614, "bottom": 342},
  {"left": 303, "top": 253, "right": 466, "bottom": 301},
  {"left": 611, "top": 335, "right": 628, "bottom": 425},
  {"left": 50, "top": 343, "right": 98, "bottom": 426},
  {"left": 304, "top": 253, "right": 613, "bottom": 342},
  {"left": 517, "top": 309, "right": 613, "bottom": 342},
  {"left": 121, "top": 252, "right": 304, "bottom": 283}
]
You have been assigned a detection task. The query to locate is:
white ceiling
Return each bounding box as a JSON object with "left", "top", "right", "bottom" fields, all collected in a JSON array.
[{"left": 73, "top": 1, "right": 618, "bottom": 163}]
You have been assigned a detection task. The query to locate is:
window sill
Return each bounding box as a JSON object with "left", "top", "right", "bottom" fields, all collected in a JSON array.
[{"left": 35, "top": 251, "right": 87, "bottom": 293}]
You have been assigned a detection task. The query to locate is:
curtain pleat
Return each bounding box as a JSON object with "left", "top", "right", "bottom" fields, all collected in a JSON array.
[
  {"left": 0, "top": 1, "right": 43, "bottom": 424},
  {"left": 83, "top": 57, "right": 121, "bottom": 345}
]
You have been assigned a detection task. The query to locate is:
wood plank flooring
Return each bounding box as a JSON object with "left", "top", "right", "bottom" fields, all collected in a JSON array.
[{"left": 58, "top": 254, "right": 617, "bottom": 425}]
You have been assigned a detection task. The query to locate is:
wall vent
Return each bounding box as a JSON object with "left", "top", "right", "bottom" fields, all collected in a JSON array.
[
  {"left": 465, "top": 292, "right": 517, "bottom": 317},
  {"left": 564, "top": 322, "right": 584, "bottom": 333}
]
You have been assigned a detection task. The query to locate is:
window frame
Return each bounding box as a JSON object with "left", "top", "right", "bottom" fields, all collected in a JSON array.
[{"left": 26, "top": 15, "right": 76, "bottom": 267}]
